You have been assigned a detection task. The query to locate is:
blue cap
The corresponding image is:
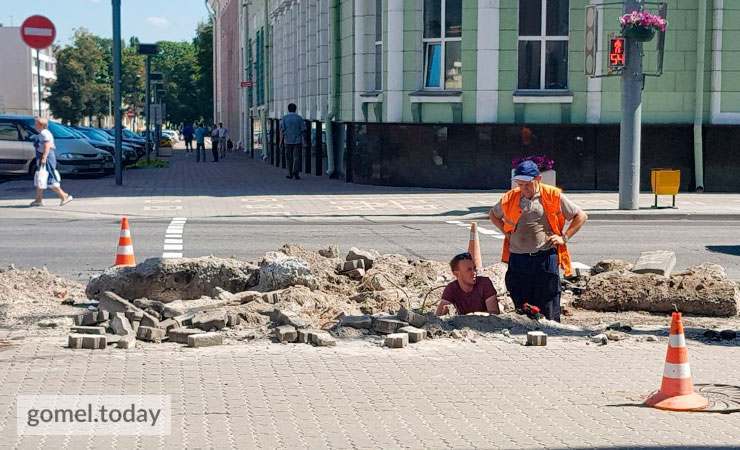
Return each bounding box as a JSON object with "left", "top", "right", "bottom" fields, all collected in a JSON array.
[{"left": 512, "top": 160, "right": 540, "bottom": 182}]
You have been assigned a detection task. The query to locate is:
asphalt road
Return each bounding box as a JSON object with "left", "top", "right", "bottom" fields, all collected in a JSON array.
[{"left": 1, "top": 217, "right": 738, "bottom": 281}]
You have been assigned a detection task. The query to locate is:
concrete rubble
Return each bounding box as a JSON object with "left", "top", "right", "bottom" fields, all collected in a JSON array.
[
  {"left": 577, "top": 263, "right": 740, "bottom": 316},
  {"left": 0, "top": 244, "right": 735, "bottom": 352}
]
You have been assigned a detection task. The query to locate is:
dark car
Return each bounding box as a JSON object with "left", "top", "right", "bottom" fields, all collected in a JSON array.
[
  {"left": 72, "top": 126, "right": 139, "bottom": 165},
  {"left": 102, "top": 128, "right": 146, "bottom": 157}
]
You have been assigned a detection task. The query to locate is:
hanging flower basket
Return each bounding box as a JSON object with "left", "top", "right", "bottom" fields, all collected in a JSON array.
[
  {"left": 619, "top": 10, "right": 667, "bottom": 43},
  {"left": 623, "top": 25, "right": 656, "bottom": 42}
]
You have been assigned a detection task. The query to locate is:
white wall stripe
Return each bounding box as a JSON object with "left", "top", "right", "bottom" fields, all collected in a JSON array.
[
  {"left": 164, "top": 244, "right": 184, "bottom": 251},
  {"left": 162, "top": 253, "right": 183, "bottom": 258},
  {"left": 165, "top": 239, "right": 183, "bottom": 244},
  {"left": 663, "top": 362, "right": 691, "bottom": 379},
  {"left": 476, "top": 0, "right": 500, "bottom": 122}
]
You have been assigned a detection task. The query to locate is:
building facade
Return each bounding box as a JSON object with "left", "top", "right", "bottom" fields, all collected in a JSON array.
[
  {"left": 210, "top": 0, "right": 740, "bottom": 192},
  {"left": 0, "top": 26, "right": 57, "bottom": 118}
]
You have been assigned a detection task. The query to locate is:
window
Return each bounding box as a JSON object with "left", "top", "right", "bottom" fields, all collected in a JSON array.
[
  {"left": 423, "top": 0, "right": 462, "bottom": 90},
  {"left": 0, "top": 123, "right": 20, "bottom": 141},
  {"left": 518, "top": 0, "right": 569, "bottom": 90},
  {"left": 373, "top": 0, "right": 383, "bottom": 91}
]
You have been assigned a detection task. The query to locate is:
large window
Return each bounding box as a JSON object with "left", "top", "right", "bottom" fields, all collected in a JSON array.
[
  {"left": 518, "top": 0, "right": 569, "bottom": 90},
  {"left": 373, "top": 0, "right": 383, "bottom": 91},
  {"left": 423, "top": 0, "right": 462, "bottom": 90}
]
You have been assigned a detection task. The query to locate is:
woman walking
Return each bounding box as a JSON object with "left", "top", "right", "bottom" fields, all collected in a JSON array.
[{"left": 30, "top": 117, "right": 73, "bottom": 207}]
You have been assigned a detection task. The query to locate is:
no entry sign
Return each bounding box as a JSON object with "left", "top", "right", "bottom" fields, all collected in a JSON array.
[{"left": 20, "top": 15, "right": 56, "bottom": 49}]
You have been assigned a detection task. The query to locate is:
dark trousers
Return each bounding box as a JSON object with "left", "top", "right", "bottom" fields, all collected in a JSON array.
[
  {"left": 185, "top": 137, "right": 193, "bottom": 150},
  {"left": 195, "top": 142, "right": 206, "bottom": 162},
  {"left": 211, "top": 139, "right": 219, "bottom": 162},
  {"left": 285, "top": 144, "right": 302, "bottom": 176},
  {"left": 504, "top": 248, "right": 561, "bottom": 321}
]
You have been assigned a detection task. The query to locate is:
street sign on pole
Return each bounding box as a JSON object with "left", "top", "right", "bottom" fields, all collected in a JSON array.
[
  {"left": 20, "top": 15, "right": 56, "bottom": 49},
  {"left": 138, "top": 44, "right": 159, "bottom": 163},
  {"left": 20, "top": 15, "right": 56, "bottom": 117}
]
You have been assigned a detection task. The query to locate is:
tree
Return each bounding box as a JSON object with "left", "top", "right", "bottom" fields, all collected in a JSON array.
[
  {"left": 193, "top": 20, "right": 213, "bottom": 122},
  {"left": 47, "top": 29, "right": 110, "bottom": 124}
]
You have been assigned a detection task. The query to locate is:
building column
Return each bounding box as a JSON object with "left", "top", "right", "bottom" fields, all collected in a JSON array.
[
  {"left": 476, "top": 0, "right": 500, "bottom": 122},
  {"left": 586, "top": 0, "right": 603, "bottom": 124},
  {"left": 353, "top": 0, "right": 368, "bottom": 121},
  {"left": 386, "top": 0, "right": 404, "bottom": 122}
]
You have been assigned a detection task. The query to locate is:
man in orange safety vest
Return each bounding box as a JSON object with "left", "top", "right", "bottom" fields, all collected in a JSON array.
[{"left": 488, "top": 160, "right": 588, "bottom": 321}]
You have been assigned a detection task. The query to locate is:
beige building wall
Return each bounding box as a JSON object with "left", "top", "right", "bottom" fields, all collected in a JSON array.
[{"left": 0, "top": 26, "right": 56, "bottom": 117}]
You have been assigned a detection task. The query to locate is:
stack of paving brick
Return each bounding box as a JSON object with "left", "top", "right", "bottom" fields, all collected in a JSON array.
[
  {"left": 271, "top": 308, "right": 337, "bottom": 347},
  {"left": 269, "top": 305, "right": 430, "bottom": 349},
  {"left": 67, "top": 291, "right": 237, "bottom": 350}
]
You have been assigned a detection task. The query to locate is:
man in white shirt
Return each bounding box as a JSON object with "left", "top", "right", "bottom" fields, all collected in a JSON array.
[{"left": 217, "top": 123, "right": 229, "bottom": 159}]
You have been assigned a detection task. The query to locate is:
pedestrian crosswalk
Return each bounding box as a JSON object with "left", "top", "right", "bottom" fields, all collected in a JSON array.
[{"left": 445, "top": 220, "right": 505, "bottom": 240}]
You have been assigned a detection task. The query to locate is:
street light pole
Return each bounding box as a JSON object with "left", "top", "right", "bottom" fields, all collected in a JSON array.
[
  {"left": 112, "top": 0, "right": 123, "bottom": 186},
  {"left": 36, "top": 49, "right": 42, "bottom": 116},
  {"left": 618, "top": 0, "right": 644, "bottom": 210},
  {"left": 145, "top": 55, "right": 151, "bottom": 163}
]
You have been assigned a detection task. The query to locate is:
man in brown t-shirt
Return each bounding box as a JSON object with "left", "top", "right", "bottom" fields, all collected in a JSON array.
[{"left": 436, "top": 252, "right": 500, "bottom": 316}]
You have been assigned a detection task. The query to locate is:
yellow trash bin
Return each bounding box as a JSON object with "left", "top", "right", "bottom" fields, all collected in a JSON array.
[{"left": 651, "top": 168, "right": 680, "bottom": 208}]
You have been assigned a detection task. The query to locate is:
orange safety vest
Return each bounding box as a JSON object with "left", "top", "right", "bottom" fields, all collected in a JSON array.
[{"left": 499, "top": 183, "right": 573, "bottom": 277}]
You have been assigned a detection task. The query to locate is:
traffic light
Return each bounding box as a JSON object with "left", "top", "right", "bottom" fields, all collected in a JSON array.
[{"left": 608, "top": 37, "right": 626, "bottom": 73}]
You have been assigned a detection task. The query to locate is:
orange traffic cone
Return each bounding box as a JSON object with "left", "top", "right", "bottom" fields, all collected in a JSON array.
[
  {"left": 114, "top": 217, "right": 136, "bottom": 267},
  {"left": 468, "top": 222, "right": 483, "bottom": 271},
  {"left": 644, "top": 311, "right": 708, "bottom": 411}
]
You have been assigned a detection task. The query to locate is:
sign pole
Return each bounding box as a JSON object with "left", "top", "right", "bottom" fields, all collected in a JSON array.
[
  {"left": 36, "top": 49, "right": 42, "bottom": 116},
  {"left": 112, "top": 0, "right": 122, "bottom": 186},
  {"left": 145, "top": 55, "right": 151, "bottom": 163},
  {"left": 619, "top": 0, "right": 644, "bottom": 210}
]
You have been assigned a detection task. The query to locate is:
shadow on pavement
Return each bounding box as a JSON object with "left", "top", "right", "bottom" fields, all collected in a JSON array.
[
  {"left": 706, "top": 245, "right": 740, "bottom": 256},
  {"left": 607, "top": 384, "right": 740, "bottom": 414},
  {"left": 0, "top": 151, "right": 501, "bottom": 201}
]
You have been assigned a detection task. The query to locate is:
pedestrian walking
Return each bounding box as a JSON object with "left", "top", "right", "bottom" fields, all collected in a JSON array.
[
  {"left": 194, "top": 122, "right": 207, "bottom": 162},
  {"left": 182, "top": 123, "right": 194, "bottom": 152},
  {"left": 210, "top": 123, "right": 220, "bottom": 162},
  {"left": 280, "top": 103, "right": 306, "bottom": 180},
  {"left": 217, "top": 123, "right": 229, "bottom": 159},
  {"left": 489, "top": 160, "right": 588, "bottom": 322},
  {"left": 30, "top": 117, "right": 73, "bottom": 207}
]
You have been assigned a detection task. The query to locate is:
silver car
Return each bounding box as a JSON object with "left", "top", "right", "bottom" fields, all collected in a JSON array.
[
  {"left": 0, "top": 118, "right": 35, "bottom": 175},
  {"left": 0, "top": 115, "right": 114, "bottom": 176}
]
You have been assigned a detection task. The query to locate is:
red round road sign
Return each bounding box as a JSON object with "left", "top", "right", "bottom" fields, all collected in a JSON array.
[{"left": 20, "top": 15, "right": 56, "bottom": 49}]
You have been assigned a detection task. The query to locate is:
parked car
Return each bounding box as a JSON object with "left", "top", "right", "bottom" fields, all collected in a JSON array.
[
  {"left": 162, "top": 129, "right": 179, "bottom": 143},
  {"left": 72, "top": 126, "right": 139, "bottom": 165},
  {"left": 0, "top": 115, "right": 114, "bottom": 176},
  {"left": 140, "top": 130, "right": 173, "bottom": 148},
  {"left": 102, "top": 128, "right": 147, "bottom": 157},
  {"left": 0, "top": 117, "right": 36, "bottom": 175}
]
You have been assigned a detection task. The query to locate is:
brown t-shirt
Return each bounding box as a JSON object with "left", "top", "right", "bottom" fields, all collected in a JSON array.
[
  {"left": 492, "top": 190, "right": 582, "bottom": 254},
  {"left": 441, "top": 276, "right": 496, "bottom": 315}
]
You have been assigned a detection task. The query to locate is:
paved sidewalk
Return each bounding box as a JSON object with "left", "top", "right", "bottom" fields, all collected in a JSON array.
[
  {"left": 1, "top": 148, "right": 738, "bottom": 221},
  {"left": 1, "top": 333, "right": 739, "bottom": 449}
]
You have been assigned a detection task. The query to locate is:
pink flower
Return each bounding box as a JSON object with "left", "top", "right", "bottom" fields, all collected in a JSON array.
[{"left": 620, "top": 10, "right": 667, "bottom": 32}]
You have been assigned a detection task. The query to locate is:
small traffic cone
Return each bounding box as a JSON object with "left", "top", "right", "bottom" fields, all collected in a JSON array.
[
  {"left": 468, "top": 222, "right": 483, "bottom": 271},
  {"left": 644, "top": 311, "right": 708, "bottom": 411},
  {"left": 114, "top": 217, "right": 136, "bottom": 267}
]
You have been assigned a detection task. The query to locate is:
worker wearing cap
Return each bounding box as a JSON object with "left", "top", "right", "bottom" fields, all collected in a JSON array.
[{"left": 488, "top": 160, "right": 588, "bottom": 321}]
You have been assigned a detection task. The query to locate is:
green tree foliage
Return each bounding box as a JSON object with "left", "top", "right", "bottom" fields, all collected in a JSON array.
[
  {"left": 47, "top": 29, "right": 110, "bottom": 124},
  {"left": 47, "top": 21, "right": 213, "bottom": 126},
  {"left": 193, "top": 20, "right": 214, "bottom": 123}
]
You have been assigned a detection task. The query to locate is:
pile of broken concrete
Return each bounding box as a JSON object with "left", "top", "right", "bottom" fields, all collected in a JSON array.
[{"left": 66, "top": 245, "right": 739, "bottom": 351}]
